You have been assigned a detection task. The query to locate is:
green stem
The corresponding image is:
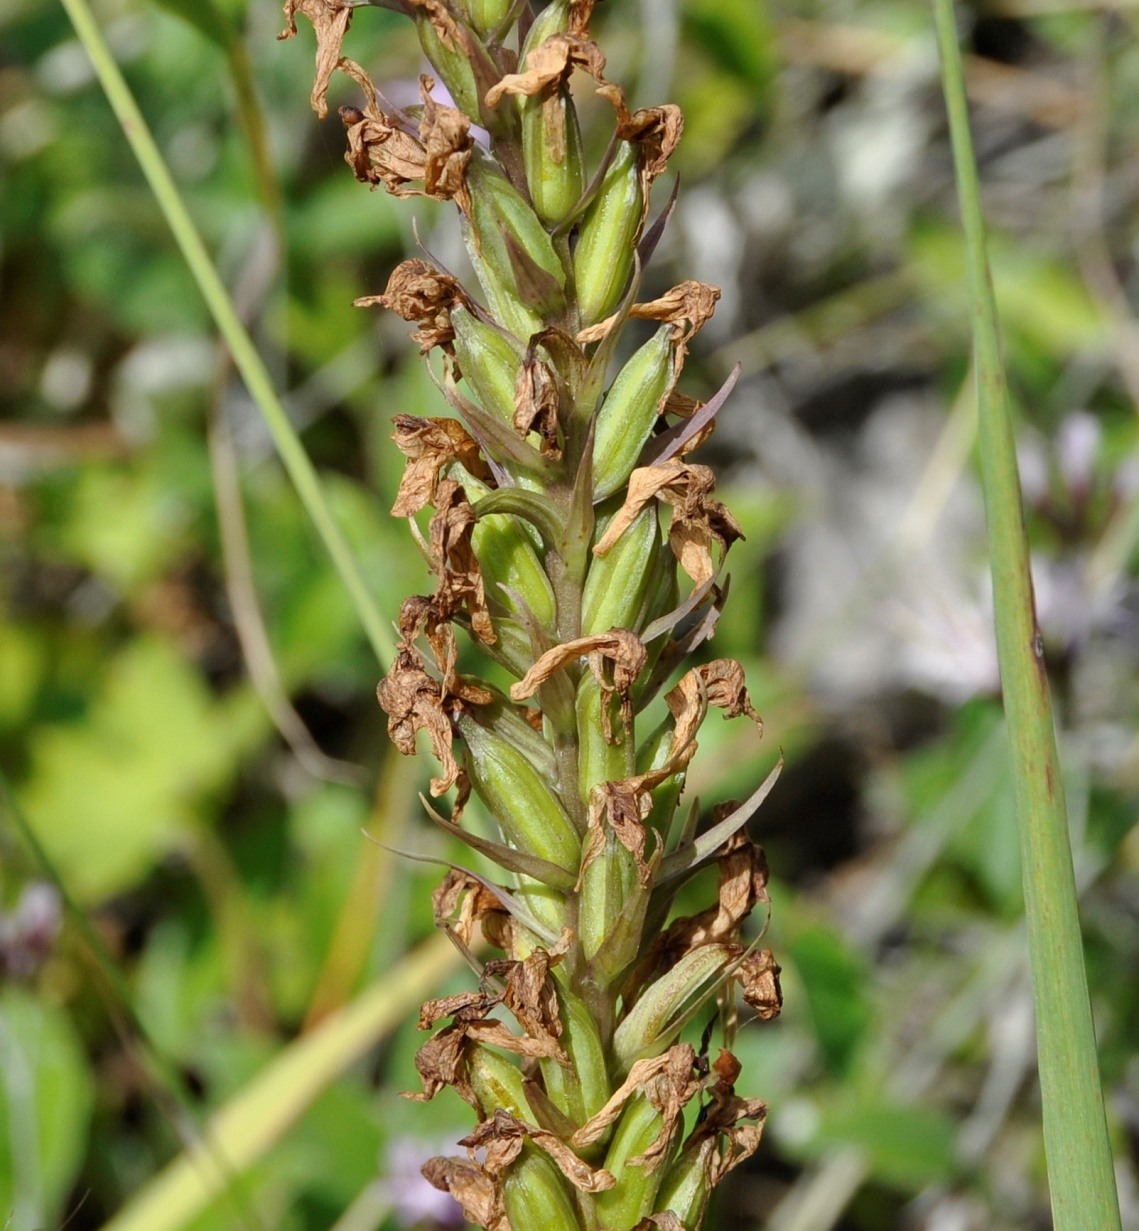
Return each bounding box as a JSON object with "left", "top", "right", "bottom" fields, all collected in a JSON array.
[
  {"left": 931, "top": 3, "right": 1121, "bottom": 1228},
  {"left": 57, "top": 0, "right": 394, "bottom": 669}
]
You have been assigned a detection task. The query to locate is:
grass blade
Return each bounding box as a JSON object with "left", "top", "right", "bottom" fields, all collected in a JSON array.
[
  {"left": 57, "top": 0, "right": 394, "bottom": 668},
  {"left": 931, "top": 3, "right": 1122, "bottom": 1227}
]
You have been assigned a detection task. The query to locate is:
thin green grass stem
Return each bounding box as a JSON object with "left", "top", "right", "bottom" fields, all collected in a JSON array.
[
  {"left": 57, "top": 0, "right": 394, "bottom": 669},
  {"left": 932, "top": 3, "right": 1121, "bottom": 1227}
]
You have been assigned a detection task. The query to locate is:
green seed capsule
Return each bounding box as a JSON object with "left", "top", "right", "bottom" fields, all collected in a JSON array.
[
  {"left": 539, "top": 987, "right": 610, "bottom": 1130},
  {"left": 465, "top": 0, "right": 514, "bottom": 37},
  {"left": 613, "top": 944, "right": 736, "bottom": 1074},
  {"left": 451, "top": 305, "right": 523, "bottom": 419},
  {"left": 504, "top": 1149, "right": 581, "bottom": 1231},
  {"left": 415, "top": 14, "right": 482, "bottom": 120},
  {"left": 593, "top": 326, "right": 674, "bottom": 500},
  {"left": 591, "top": 1094, "right": 669, "bottom": 1231},
  {"left": 467, "top": 156, "right": 567, "bottom": 341},
  {"left": 579, "top": 825, "right": 641, "bottom": 965},
  {"left": 523, "top": 89, "right": 586, "bottom": 227},
  {"left": 573, "top": 140, "right": 642, "bottom": 327},
  {"left": 458, "top": 715, "right": 580, "bottom": 874},
  {"left": 520, "top": 0, "right": 570, "bottom": 56},
  {"left": 581, "top": 503, "right": 661, "bottom": 636},
  {"left": 469, "top": 1044, "right": 534, "bottom": 1120},
  {"left": 576, "top": 674, "right": 630, "bottom": 802},
  {"left": 655, "top": 1138, "right": 715, "bottom": 1230},
  {"left": 473, "top": 512, "right": 557, "bottom": 629}
]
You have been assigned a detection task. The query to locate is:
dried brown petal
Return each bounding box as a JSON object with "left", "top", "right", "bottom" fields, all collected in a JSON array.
[
  {"left": 738, "top": 949, "right": 783, "bottom": 1021},
  {"left": 510, "top": 630, "right": 647, "bottom": 744},
  {"left": 419, "top": 75, "right": 474, "bottom": 212},
  {"left": 422, "top": 1155, "right": 507, "bottom": 1231},
  {"left": 568, "top": 0, "right": 601, "bottom": 38},
  {"left": 576, "top": 280, "right": 720, "bottom": 348},
  {"left": 433, "top": 868, "right": 510, "bottom": 948},
  {"left": 407, "top": 0, "right": 464, "bottom": 51},
  {"left": 429, "top": 479, "right": 496, "bottom": 644},
  {"left": 574, "top": 1044, "right": 701, "bottom": 1173},
  {"left": 513, "top": 354, "right": 562, "bottom": 459},
  {"left": 279, "top": 0, "right": 354, "bottom": 119},
  {"left": 388, "top": 413, "right": 488, "bottom": 515},
  {"left": 376, "top": 647, "right": 463, "bottom": 796},
  {"left": 340, "top": 104, "right": 428, "bottom": 197},
  {"left": 595, "top": 84, "right": 684, "bottom": 184},
  {"left": 357, "top": 258, "right": 472, "bottom": 354},
  {"left": 484, "top": 35, "right": 607, "bottom": 107},
  {"left": 484, "top": 937, "right": 571, "bottom": 1064},
  {"left": 463, "top": 1110, "right": 616, "bottom": 1192},
  {"left": 633, "top": 1216, "right": 685, "bottom": 1231},
  {"left": 680, "top": 1048, "right": 768, "bottom": 1186}
]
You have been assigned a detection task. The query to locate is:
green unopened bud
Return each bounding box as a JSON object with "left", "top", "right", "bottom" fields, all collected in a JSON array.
[
  {"left": 655, "top": 1138, "right": 716, "bottom": 1229},
  {"left": 458, "top": 715, "right": 580, "bottom": 874},
  {"left": 473, "top": 512, "right": 557, "bottom": 629},
  {"left": 573, "top": 140, "right": 642, "bottom": 327},
  {"left": 613, "top": 944, "right": 737, "bottom": 1074},
  {"left": 452, "top": 305, "right": 523, "bottom": 417},
  {"left": 467, "top": 156, "right": 568, "bottom": 340},
  {"left": 592, "top": 1095, "right": 669, "bottom": 1231},
  {"left": 504, "top": 1149, "right": 581, "bottom": 1231},
  {"left": 593, "top": 326, "right": 674, "bottom": 500},
  {"left": 539, "top": 987, "right": 610, "bottom": 1130},
  {"left": 581, "top": 503, "right": 661, "bottom": 636},
  {"left": 469, "top": 1044, "right": 534, "bottom": 1120}
]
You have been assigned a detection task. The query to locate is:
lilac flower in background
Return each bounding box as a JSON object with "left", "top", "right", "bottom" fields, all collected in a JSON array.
[
  {"left": 0, "top": 882, "right": 62, "bottom": 978},
  {"left": 383, "top": 1137, "right": 465, "bottom": 1229}
]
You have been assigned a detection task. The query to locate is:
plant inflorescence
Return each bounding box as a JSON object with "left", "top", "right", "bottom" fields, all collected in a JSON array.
[{"left": 280, "top": 3, "right": 782, "bottom": 1228}]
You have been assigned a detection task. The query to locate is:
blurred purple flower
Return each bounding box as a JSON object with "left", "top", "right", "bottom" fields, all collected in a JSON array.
[
  {"left": 0, "top": 882, "right": 62, "bottom": 978},
  {"left": 383, "top": 1136, "right": 465, "bottom": 1229}
]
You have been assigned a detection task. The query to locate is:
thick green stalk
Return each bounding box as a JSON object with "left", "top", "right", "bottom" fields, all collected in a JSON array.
[
  {"left": 57, "top": 0, "right": 394, "bottom": 669},
  {"left": 932, "top": 3, "right": 1121, "bottom": 1227}
]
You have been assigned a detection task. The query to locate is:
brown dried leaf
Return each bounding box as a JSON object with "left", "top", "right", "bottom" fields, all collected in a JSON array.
[
  {"left": 429, "top": 479, "right": 496, "bottom": 644},
  {"left": 407, "top": 0, "right": 464, "bottom": 51},
  {"left": 433, "top": 868, "right": 510, "bottom": 948},
  {"left": 633, "top": 1216, "right": 686, "bottom": 1231},
  {"left": 279, "top": 0, "right": 354, "bottom": 119},
  {"left": 388, "top": 413, "right": 488, "bottom": 515},
  {"left": 484, "top": 35, "right": 607, "bottom": 107},
  {"left": 513, "top": 354, "right": 562, "bottom": 459},
  {"left": 738, "top": 949, "right": 783, "bottom": 1021},
  {"left": 666, "top": 658, "right": 761, "bottom": 751},
  {"left": 484, "top": 937, "right": 571, "bottom": 1063},
  {"left": 683, "top": 1047, "right": 768, "bottom": 1184},
  {"left": 421, "top": 1155, "right": 507, "bottom": 1231}
]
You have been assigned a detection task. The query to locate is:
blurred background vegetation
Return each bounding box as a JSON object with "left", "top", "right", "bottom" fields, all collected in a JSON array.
[{"left": 1, "top": 0, "right": 1138, "bottom": 1228}]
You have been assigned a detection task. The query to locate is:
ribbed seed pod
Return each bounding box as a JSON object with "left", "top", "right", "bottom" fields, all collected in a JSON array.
[
  {"left": 579, "top": 827, "right": 641, "bottom": 965},
  {"left": 503, "top": 1149, "right": 582, "bottom": 1231},
  {"left": 458, "top": 715, "right": 580, "bottom": 876},
  {"left": 655, "top": 1138, "right": 715, "bottom": 1230},
  {"left": 467, "top": 156, "right": 568, "bottom": 341},
  {"left": 576, "top": 673, "right": 631, "bottom": 800},
  {"left": 581, "top": 503, "right": 661, "bottom": 636},
  {"left": 539, "top": 987, "right": 610, "bottom": 1130},
  {"left": 523, "top": 90, "right": 587, "bottom": 227},
  {"left": 470, "top": 1044, "right": 535, "bottom": 1121},
  {"left": 452, "top": 305, "right": 524, "bottom": 417},
  {"left": 612, "top": 944, "right": 737, "bottom": 1073},
  {"left": 592, "top": 326, "right": 674, "bottom": 500},
  {"left": 465, "top": 0, "right": 513, "bottom": 37},
  {"left": 591, "top": 1095, "right": 670, "bottom": 1231},
  {"left": 473, "top": 512, "right": 557, "bottom": 629},
  {"left": 573, "top": 140, "right": 642, "bottom": 327},
  {"left": 415, "top": 13, "right": 482, "bottom": 119}
]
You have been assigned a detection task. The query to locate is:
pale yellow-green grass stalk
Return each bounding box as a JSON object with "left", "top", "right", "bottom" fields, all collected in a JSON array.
[{"left": 281, "top": 3, "right": 781, "bottom": 1229}]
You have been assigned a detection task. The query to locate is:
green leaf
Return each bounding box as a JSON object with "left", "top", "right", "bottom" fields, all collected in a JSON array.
[
  {"left": 0, "top": 987, "right": 95, "bottom": 1229},
  {"left": 786, "top": 923, "right": 872, "bottom": 1076},
  {"left": 818, "top": 1100, "right": 958, "bottom": 1190},
  {"left": 145, "top": 0, "right": 235, "bottom": 51}
]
